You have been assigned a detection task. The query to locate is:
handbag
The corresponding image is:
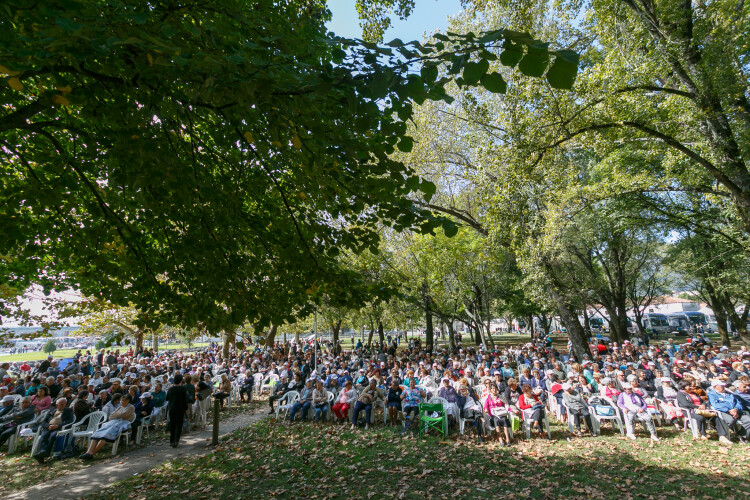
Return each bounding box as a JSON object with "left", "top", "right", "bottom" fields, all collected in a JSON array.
[
  {"left": 509, "top": 414, "right": 521, "bottom": 432},
  {"left": 594, "top": 404, "right": 615, "bottom": 416}
]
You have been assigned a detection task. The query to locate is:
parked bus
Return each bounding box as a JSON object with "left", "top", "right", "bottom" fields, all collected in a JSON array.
[{"left": 641, "top": 313, "right": 670, "bottom": 335}]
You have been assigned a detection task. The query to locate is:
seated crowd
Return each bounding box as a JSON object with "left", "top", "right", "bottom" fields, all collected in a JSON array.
[
  {"left": 0, "top": 344, "right": 256, "bottom": 463},
  {"left": 260, "top": 336, "right": 750, "bottom": 446},
  {"left": 0, "top": 334, "right": 748, "bottom": 468}
]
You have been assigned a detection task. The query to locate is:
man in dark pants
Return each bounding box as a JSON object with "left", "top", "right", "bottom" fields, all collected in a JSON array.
[
  {"left": 267, "top": 375, "right": 292, "bottom": 414},
  {"left": 166, "top": 373, "right": 189, "bottom": 448},
  {"left": 0, "top": 397, "right": 35, "bottom": 448},
  {"left": 33, "top": 397, "right": 74, "bottom": 463}
]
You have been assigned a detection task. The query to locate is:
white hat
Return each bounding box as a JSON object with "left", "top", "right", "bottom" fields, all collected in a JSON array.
[
  {"left": 601, "top": 377, "right": 611, "bottom": 385},
  {"left": 567, "top": 371, "right": 576, "bottom": 379},
  {"left": 140, "top": 392, "right": 152, "bottom": 399},
  {"left": 1, "top": 395, "right": 14, "bottom": 403},
  {"left": 562, "top": 383, "right": 572, "bottom": 391},
  {"left": 532, "top": 387, "right": 543, "bottom": 395},
  {"left": 660, "top": 377, "right": 672, "bottom": 383},
  {"left": 441, "top": 377, "right": 450, "bottom": 382},
  {"left": 359, "top": 369, "right": 365, "bottom": 373},
  {"left": 711, "top": 379, "right": 726, "bottom": 387}
]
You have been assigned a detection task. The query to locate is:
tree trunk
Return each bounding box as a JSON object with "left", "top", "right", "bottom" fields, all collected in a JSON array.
[
  {"left": 704, "top": 281, "right": 731, "bottom": 347},
  {"left": 425, "top": 308, "right": 434, "bottom": 352},
  {"left": 723, "top": 302, "right": 750, "bottom": 346},
  {"left": 152, "top": 332, "right": 158, "bottom": 354},
  {"left": 538, "top": 314, "right": 550, "bottom": 336},
  {"left": 549, "top": 289, "right": 588, "bottom": 362},
  {"left": 135, "top": 329, "right": 144, "bottom": 352},
  {"left": 263, "top": 324, "right": 277, "bottom": 348},
  {"left": 367, "top": 318, "right": 374, "bottom": 348},
  {"left": 331, "top": 320, "right": 342, "bottom": 355},
  {"left": 447, "top": 320, "right": 456, "bottom": 350}
]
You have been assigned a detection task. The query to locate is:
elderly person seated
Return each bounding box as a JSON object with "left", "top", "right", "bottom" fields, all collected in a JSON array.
[
  {"left": 312, "top": 380, "right": 329, "bottom": 422},
  {"left": 331, "top": 380, "right": 356, "bottom": 422},
  {"left": 131, "top": 392, "right": 154, "bottom": 439},
  {"left": 79, "top": 394, "right": 135, "bottom": 459},
  {"left": 617, "top": 384, "right": 659, "bottom": 441},
  {"left": 518, "top": 384, "right": 547, "bottom": 438},
  {"left": 708, "top": 379, "right": 750, "bottom": 445},
  {"left": 562, "top": 382, "right": 595, "bottom": 436},
  {"left": 351, "top": 379, "right": 384, "bottom": 430},
  {"left": 0, "top": 395, "right": 14, "bottom": 419},
  {"left": 437, "top": 377, "right": 459, "bottom": 425},
  {"left": 400, "top": 378, "right": 425, "bottom": 430},
  {"left": 288, "top": 379, "right": 314, "bottom": 423},
  {"left": 94, "top": 390, "right": 111, "bottom": 411},
  {"left": 458, "top": 385, "right": 486, "bottom": 442},
  {"left": 0, "top": 397, "right": 34, "bottom": 448},
  {"left": 32, "top": 397, "right": 74, "bottom": 463},
  {"left": 483, "top": 384, "right": 511, "bottom": 446}
]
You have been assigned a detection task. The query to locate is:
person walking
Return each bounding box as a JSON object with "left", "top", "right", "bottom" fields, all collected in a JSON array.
[{"left": 166, "top": 373, "right": 189, "bottom": 447}]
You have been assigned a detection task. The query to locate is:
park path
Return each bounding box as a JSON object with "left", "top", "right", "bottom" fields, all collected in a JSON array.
[{"left": 10, "top": 407, "right": 269, "bottom": 500}]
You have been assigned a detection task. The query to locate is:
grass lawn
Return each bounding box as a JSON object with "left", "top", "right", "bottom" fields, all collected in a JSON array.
[
  {"left": 0, "top": 398, "right": 266, "bottom": 495},
  {"left": 0, "top": 343, "right": 212, "bottom": 362},
  {"left": 89, "top": 414, "right": 750, "bottom": 500}
]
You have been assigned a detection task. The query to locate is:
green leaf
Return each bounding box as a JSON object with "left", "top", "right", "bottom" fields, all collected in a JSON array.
[
  {"left": 480, "top": 72, "right": 507, "bottom": 93},
  {"left": 420, "top": 180, "right": 437, "bottom": 203},
  {"left": 499, "top": 41, "right": 523, "bottom": 68},
  {"left": 397, "top": 136, "right": 414, "bottom": 153},
  {"left": 462, "top": 59, "right": 489, "bottom": 86},
  {"left": 546, "top": 53, "right": 579, "bottom": 89},
  {"left": 518, "top": 45, "right": 549, "bottom": 77},
  {"left": 443, "top": 220, "right": 459, "bottom": 237},
  {"left": 421, "top": 63, "right": 438, "bottom": 83}
]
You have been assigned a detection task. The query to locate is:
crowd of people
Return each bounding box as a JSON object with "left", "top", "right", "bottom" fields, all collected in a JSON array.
[
  {"left": 0, "top": 334, "right": 749, "bottom": 470},
  {"left": 261, "top": 336, "right": 750, "bottom": 446},
  {"left": 0, "top": 344, "right": 254, "bottom": 463}
]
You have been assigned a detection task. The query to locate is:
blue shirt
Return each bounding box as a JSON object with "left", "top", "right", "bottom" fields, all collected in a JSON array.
[{"left": 708, "top": 389, "right": 742, "bottom": 413}]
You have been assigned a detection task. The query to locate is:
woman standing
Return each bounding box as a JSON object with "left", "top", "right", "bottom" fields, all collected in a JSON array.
[{"left": 166, "top": 373, "right": 189, "bottom": 447}]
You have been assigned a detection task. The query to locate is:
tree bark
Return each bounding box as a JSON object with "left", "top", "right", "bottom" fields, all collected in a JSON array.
[
  {"left": 377, "top": 320, "right": 385, "bottom": 349},
  {"left": 703, "top": 281, "right": 731, "bottom": 347},
  {"left": 263, "top": 324, "right": 277, "bottom": 349},
  {"left": 549, "top": 289, "right": 588, "bottom": 362},
  {"left": 152, "top": 332, "right": 158, "bottom": 354},
  {"left": 447, "top": 319, "right": 456, "bottom": 351},
  {"left": 331, "top": 320, "right": 342, "bottom": 355}
]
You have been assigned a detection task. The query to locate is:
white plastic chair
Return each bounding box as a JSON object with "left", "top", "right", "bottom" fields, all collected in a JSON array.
[
  {"left": 7, "top": 412, "right": 45, "bottom": 454},
  {"left": 111, "top": 413, "right": 137, "bottom": 455},
  {"left": 71, "top": 411, "right": 107, "bottom": 448},
  {"left": 326, "top": 391, "right": 335, "bottom": 421},
  {"left": 252, "top": 373, "right": 264, "bottom": 395},
  {"left": 589, "top": 395, "right": 625, "bottom": 435},
  {"left": 673, "top": 400, "right": 700, "bottom": 438},
  {"left": 261, "top": 374, "right": 279, "bottom": 395},
  {"left": 521, "top": 407, "right": 551, "bottom": 439},
  {"left": 275, "top": 391, "right": 299, "bottom": 421}
]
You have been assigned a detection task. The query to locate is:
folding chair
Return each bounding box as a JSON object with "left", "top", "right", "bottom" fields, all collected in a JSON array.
[{"left": 418, "top": 403, "right": 447, "bottom": 439}]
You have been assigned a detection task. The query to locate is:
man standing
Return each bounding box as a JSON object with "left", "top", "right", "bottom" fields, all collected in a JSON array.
[{"left": 166, "top": 373, "right": 189, "bottom": 448}]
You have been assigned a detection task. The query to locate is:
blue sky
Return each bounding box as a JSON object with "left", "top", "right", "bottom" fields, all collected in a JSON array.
[{"left": 326, "top": 0, "right": 463, "bottom": 42}]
